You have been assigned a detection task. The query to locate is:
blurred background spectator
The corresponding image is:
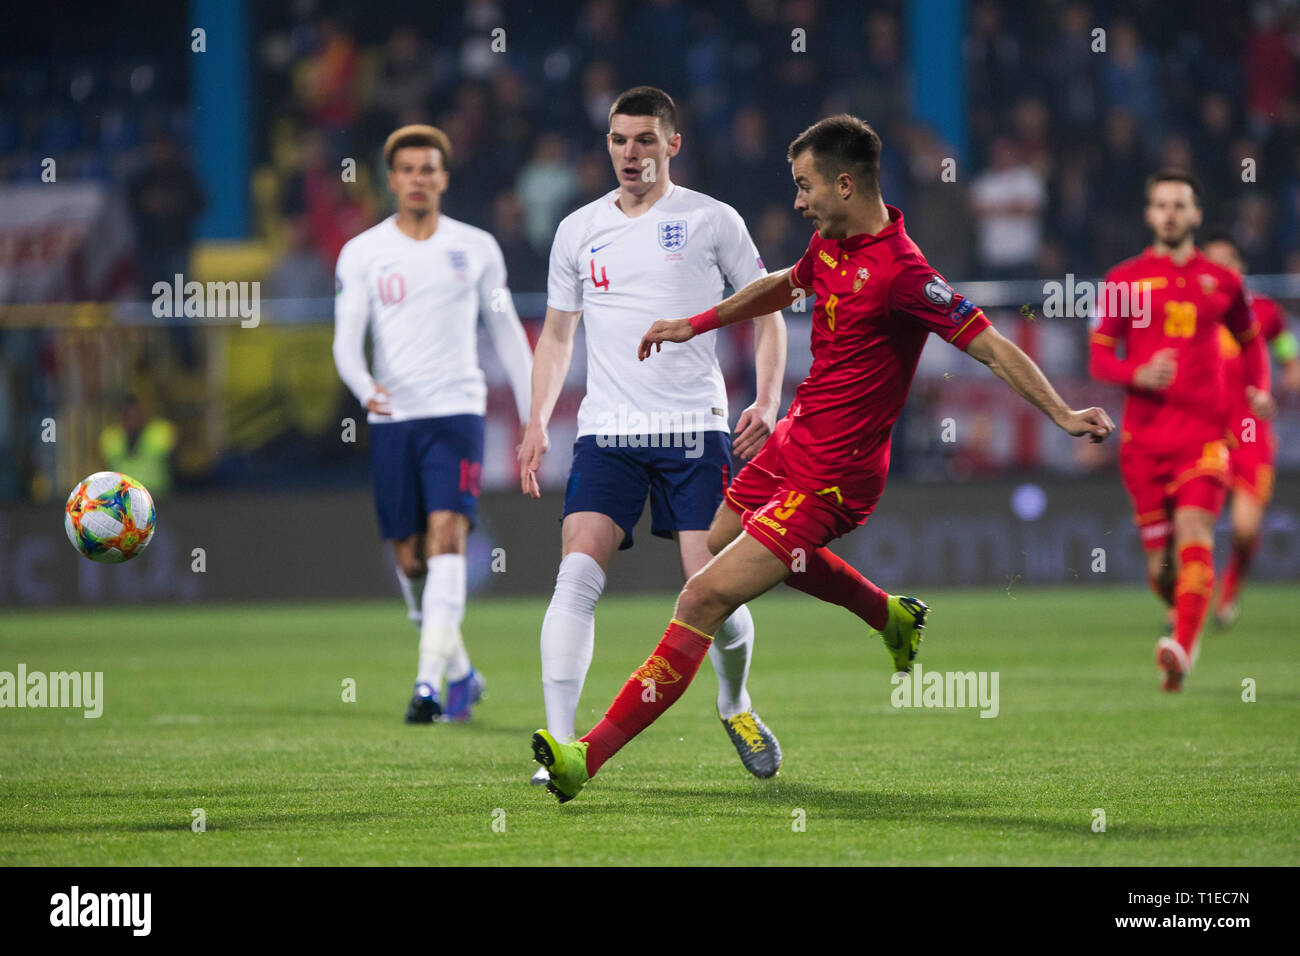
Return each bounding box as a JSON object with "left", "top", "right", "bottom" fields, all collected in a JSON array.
[
  {"left": 127, "top": 134, "right": 205, "bottom": 298},
  {"left": 99, "top": 394, "right": 176, "bottom": 498},
  {"left": 517, "top": 132, "right": 577, "bottom": 253},
  {"left": 126, "top": 133, "right": 205, "bottom": 367},
  {"left": 267, "top": 216, "right": 334, "bottom": 299},
  {"left": 969, "top": 137, "right": 1047, "bottom": 278},
  {"left": 491, "top": 189, "right": 547, "bottom": 293}
]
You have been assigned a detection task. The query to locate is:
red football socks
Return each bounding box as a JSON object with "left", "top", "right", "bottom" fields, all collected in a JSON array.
[
  {"left": 784, "top": 546, "right": 889, "bottom": 630},
  {"left": 1174, "top": 543, "right": 1214, "bottom": 656},
  {"left": 580, "top": 619, "right": 714, "bottom": 777},
  {"left": 1219, "top": 538, "right": 1258, "bottom": 609}
]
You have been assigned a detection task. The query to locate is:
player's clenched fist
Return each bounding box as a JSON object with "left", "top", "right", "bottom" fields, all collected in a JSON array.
[
  {"left": 1058, "top": 406, "right": 1116, "bottom": 443},
  {"left": 637, "top": 318, "right": 695, "bottom": 360},
  {"left": 1132, "top": 348, "right": 1177, "bottom": 391},
  {"left": 732, "top": 401, "right": 778, "bottom": 461},
  {"left": 1246, "top": 386, "right": 1276, "bottom": 421},
  {"left": 365, "top": 382, "right": 393, "bottom": 415},
  {"left": 518, "top": 423, "right": 549, "bottom": 499}
]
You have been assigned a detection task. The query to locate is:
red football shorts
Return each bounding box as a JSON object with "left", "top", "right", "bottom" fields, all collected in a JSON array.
[
  {"left": 724, "top": 417, "right": 885, "bottom": 569},
  {"left": 1228, "top": 419, "right": 1276, "bottom": 503},
  {"left": 1119, "top": 437, "right": 1229, "bottom": 552}
]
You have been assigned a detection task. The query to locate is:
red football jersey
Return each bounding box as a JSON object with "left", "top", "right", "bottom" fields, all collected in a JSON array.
[
  {"left": 1089, "top": 247, "right": 1266, "bottom": 451},
  {"left": 784, "top": 205, "right": 990, "bottom": 506}
]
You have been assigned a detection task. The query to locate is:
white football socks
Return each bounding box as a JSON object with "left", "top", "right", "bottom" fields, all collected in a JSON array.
[
  {"left": 418, "top": 554, "right": 468, "bottom": 692},
  {"left": 711, "top": 604, "right": 755, "bottom": 720},
  {"left": 396, "top": 566, "right": 426, "bottom": 625},
  {"left": 540, "top": 552, "right": 605, "bottom": 741}
]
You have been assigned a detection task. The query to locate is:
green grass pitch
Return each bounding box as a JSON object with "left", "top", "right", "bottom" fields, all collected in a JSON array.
[{"left": 1, "top": 586, "right": 1296, "bottom": 865}]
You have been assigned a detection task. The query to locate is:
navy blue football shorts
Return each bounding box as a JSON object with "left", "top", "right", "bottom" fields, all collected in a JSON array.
[
  {"left": 370, "top": 414, "right": 485, "bottom": 540},
  {"left": 561, "top": 431, "right": 733, "bottom": 550}
]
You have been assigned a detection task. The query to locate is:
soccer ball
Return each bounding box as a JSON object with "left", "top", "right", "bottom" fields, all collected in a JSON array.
[{"left": 64, "top": 471, "right": 157, "bottom": 563}]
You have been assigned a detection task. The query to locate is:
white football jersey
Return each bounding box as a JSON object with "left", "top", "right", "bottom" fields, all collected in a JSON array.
[
  {"left": 547, "top": 182, "right": 766, "bottom": 437},
  {"left": 333, "top": 214, "right": 533, "bottom": 424}
]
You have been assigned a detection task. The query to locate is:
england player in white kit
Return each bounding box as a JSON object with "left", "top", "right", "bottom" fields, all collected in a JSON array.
[
  {"left": 334, "top": 125, "right": 533, "bottom": 723},
  {"left": 518, "top": 88, "right": 788, "bottom": 783}
]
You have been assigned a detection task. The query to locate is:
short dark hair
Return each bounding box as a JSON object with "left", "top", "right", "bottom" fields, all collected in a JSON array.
[
  {"left": 384, "top": 124, "right": 453, "bottom": 169},
  {"left": 1145, "top": 168, "right": 1202, "bottom": 207},
  {"left": 787, "top": 114, "right": 883, "bottom": 194},
  {"left": 609, "top": 86, "right": 677, "bottom": 134}
]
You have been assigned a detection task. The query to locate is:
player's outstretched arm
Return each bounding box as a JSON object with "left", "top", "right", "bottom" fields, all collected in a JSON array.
[
  {"left": 518, "top": 306, "right": 581, "bottom": 498},
  {"left": 966, "top": 326, "right": 1115, "bottom": 443},
  {"left": 638, "top": 267, "right": 801, "bottom": 360}
]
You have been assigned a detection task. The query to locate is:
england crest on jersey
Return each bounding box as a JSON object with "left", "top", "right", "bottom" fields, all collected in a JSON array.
[{"left": 658, "top": 220, "right": 688, "bottom": 251}]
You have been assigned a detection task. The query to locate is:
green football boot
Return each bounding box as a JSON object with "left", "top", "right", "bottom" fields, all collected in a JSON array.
[
  {"left": 879, "top": 595, "right": 929, "bottom": 673},
  {"left": 530, "top": 729, "right": 590, "bottom": 804}
]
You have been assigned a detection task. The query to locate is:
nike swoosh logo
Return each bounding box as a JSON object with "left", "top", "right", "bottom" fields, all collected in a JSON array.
[{"left": 590, "top": 242, "right": 612, "bottom": 253}]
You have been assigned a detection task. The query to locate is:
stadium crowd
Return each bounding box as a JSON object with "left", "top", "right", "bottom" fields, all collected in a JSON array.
[
  {"left": 2, "top": 0, "right": 1298, "bottom": 498},
  {"left": 2, "top": 0, "right": 1294, "bottom": 291},
  {"left": 249, "top": 0, "right": 1300, "bottom": 287}
]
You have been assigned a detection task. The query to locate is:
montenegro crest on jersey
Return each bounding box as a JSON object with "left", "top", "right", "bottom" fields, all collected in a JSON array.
[
  {"left": 853, "top": 267, "right": 870, "bottom": 292},
  {"left": 658, "top": 220, "right": 688, "bottom": 251}
]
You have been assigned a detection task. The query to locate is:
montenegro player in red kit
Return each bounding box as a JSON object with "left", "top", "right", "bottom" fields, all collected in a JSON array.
[
  {"left": 1089, "top": 171, "right": 1275, "bottom": 692},
  {"left": 531, "top": 115, "right": 1115, "bottom": 803},
  {"left": 1202, "top": 235, "right": 1300, "bottom": 627}
]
